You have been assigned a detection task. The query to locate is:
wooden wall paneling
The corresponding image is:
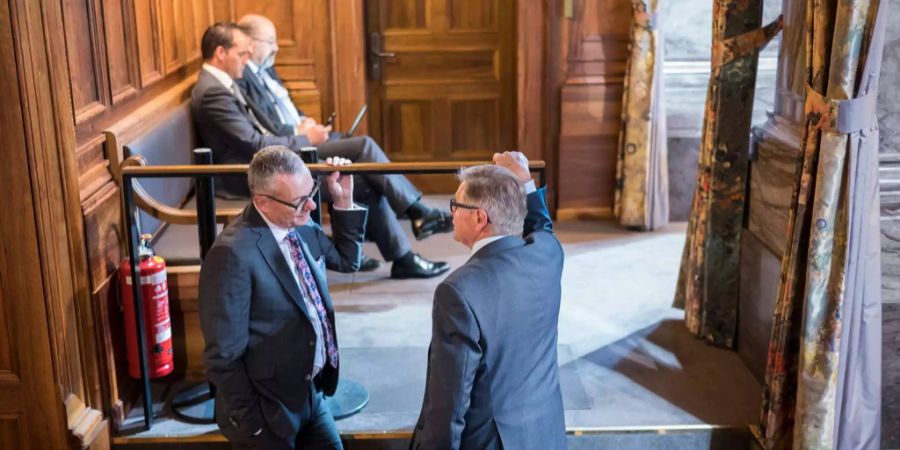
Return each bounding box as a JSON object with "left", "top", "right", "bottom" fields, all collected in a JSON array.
[
  {"left": 451, "top": 98, "right": 500, "bottom": 154},
  {"left": 0, "top": 416, "right": 24, "bottom": 450},
  {"left": 329, "top": 0, "right": 368, "bottom": 134},
  {"left": 77, "top": 135, "right": 114, "bottom": 201},
  {"left": 82, "top": 183, "right": 128, "bottom": 430},
  {"left": 517, "top": 0, "right": 564, "bottom": 210},
  {"left": 167, "top": 267, "right": 205, "bottom": 379},
  {"left": 135, "top": 0, "right": 164, "bottom": 87},
  {"left": 212, "top": 0, "right": 233, "bottom": 22},
  {"left": 84, "top": 183, "right": 125, "bottom": 293},
  {"left": 555, "top": 0, "right": 631, "bottom": 215},
  {"left": 159, "top": 0, "right": 185, "bottom": 74},
  {"left": 301, "top": 0, "right": 334, "bottom": 121},
  {"left": 102, "top": 0, "right": 140, "bottom": 104},
  {"left": 92, "top": 276, "right": 128, "bottom": 431},
  {"left": 62, "top": 0, "right": 109, "bottom": 123},
  {"left": 2, "top": 0, "right": 91, "bottom": 446},
  {"left": 449, "top": 0, "right": 497, "bottom": 29},
  {"left": 557, "top": 83, "right": 622, "bottom": 213},
  {"left": 75, "top": 134, "right": 107, "bottom": 176},
  {"left": 182, "top": 0, "right": 213, "bottom": 64}
]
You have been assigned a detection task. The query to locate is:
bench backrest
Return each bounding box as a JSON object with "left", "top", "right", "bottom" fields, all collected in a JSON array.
[{"left": 122, "top": 102, "right": 197, "bottom": 234}]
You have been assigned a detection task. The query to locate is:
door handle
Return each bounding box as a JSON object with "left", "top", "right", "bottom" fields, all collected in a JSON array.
[{"left": 368, "top": 33, "right": 395, "bottom": 80}]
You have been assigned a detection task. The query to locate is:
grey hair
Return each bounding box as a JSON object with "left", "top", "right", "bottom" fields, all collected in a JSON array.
[
  {"left": 248, "top": 146, "right": 306, "bottom": 194},
  {"left": 458, "top": 165, "right": 526, "bottom": 236}
]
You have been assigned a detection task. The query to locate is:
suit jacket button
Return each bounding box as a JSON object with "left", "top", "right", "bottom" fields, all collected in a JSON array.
[
  {"left": 305, "top": 374, "right": 311, "bottom": 381},
  {"left": 309, "top": 340, "right": 315, "bottom": 346}
]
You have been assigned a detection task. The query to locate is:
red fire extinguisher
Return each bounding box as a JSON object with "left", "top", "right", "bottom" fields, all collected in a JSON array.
[{"left": 120, "top": 233, "right": 174, "bottom": 379}]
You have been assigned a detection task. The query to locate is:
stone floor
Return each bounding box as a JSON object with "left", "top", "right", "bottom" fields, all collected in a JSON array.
[{"left": 119, "top": 211, "right": 763, "bottom": 441}]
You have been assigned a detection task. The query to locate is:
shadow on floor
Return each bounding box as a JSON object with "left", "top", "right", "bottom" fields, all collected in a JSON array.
[{"left": 567, "top": 318, "right": 762, "bottom": 426}]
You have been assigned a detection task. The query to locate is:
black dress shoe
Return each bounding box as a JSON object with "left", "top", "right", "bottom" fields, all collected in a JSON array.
[
  {"left": 358, "top": 255, "right": 381, "bottom": 272},
  {"left": 411, "top": 209, "right": 454, "bottom": 241},
  {"left": 390, "top": 253, "right": 451, "bottom": 279}
]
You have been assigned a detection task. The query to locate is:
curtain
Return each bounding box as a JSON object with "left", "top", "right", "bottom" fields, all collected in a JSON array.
[
  {"left": 673, "top": 1, "right": 783, "bottom": 347},
  {"left": 615, "top": 0, "right": 669, "bottom": 230},
  {"left": 760, "top": 0, "right": 885, "bottom": 448}
]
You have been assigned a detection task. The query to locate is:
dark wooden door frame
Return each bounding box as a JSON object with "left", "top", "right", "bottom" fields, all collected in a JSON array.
[{"left": 331, "top": 0, "right": 561, "bottom": 206}]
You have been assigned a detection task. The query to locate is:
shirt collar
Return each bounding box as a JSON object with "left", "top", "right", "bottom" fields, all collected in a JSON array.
[
  {"left": 202, "top": 63, "right": 234, "bottom": 90},
  {"left": 257, "top": 204, "right": 292, "bottom": 244},
  {"left": 471, "top": 235, "right": 508, "bottom": 256},
  {"left": 246, "top": 60, "right": 262, "bottom": 74}
]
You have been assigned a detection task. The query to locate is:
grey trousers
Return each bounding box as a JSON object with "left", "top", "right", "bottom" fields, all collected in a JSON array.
[{"left": 317, "top": 136, "right": 419, "bottom": 261}]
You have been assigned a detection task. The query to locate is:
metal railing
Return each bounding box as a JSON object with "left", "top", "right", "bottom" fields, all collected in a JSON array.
[{"left": 121, "top": 150, "right": 546, "bottom": 429}]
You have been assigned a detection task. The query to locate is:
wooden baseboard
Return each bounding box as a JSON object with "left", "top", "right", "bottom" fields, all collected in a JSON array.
[{"left": 555, "top": 207, "right": 614, "bottom": 221}]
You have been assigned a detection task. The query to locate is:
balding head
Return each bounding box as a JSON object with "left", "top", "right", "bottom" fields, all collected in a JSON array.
[{"left": 238, "top": 14, "right": 278, "bottom": 67}]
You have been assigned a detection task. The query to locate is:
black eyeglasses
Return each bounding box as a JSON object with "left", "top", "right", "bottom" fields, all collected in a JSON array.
[
  {"left": 258, "top": 180, "right": 319, "bottom": 211},
  {"left": 450, "top": 198, "right": 490, "bottom": 223}
]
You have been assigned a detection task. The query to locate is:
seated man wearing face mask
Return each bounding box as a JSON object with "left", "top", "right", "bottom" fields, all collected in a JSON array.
[{"left": 228, "top": 16, "right": 452, "bottom": 279}]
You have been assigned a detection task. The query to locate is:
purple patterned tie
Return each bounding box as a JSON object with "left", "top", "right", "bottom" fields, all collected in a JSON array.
[{"left": 286, "top": 230, "right": 339, "bottom": 368}]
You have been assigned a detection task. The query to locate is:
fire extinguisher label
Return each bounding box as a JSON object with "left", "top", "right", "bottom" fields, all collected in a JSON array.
[
  {"left": 155, "top": 325, "right": 172, "bottom": 343},
  {"left": 125, "top": 271, "right": 168, "bottom": 285}
]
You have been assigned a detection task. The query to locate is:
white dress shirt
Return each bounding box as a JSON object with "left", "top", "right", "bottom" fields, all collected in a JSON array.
[
  {"left": 258, "top": 208, "right": 326, "bottom": 378},
  {"left": 202, "top": 63, "right": 234, "bottom": 91}
]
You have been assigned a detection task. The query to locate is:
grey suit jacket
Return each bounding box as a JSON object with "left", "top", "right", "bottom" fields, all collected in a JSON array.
[
  {"left": 190, "top": 69, "right": 310, "bottom": 197},
  {"left": 411, "top": 188, "right": 567, "bottom": 450},
  {"left": 199, "top": 204, "right": 366, "bottom": 440}
]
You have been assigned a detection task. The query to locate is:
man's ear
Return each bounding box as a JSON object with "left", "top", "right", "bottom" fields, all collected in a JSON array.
[
  {"left": 477, "top": 209, "right": 490, "bottom": 228},
  {"left": 251, "top": 195, "right": 265, "bottom": 212},
  {"left": 214, "top": 45, "right": 227, "bottom": 61}
]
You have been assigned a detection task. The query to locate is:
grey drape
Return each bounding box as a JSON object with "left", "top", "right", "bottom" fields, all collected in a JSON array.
[{"left": 833, "top": 3, "right": 886, "bottom": 447}]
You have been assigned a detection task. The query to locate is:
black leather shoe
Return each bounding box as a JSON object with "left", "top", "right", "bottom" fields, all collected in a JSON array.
[
  {"left": 390, "top": 253, "right": 450, "bottom": 279},
  {"left": 411, "top": 209, "right": 453, "bottom": 241},
  {"left": 359, "top": 255, "right": 381, "bottom": 272}
]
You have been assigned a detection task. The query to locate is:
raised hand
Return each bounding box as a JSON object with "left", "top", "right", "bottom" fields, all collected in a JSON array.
[
  {"left": 296, "top": 120, "right": 331, "bottom": 145},
  {"left": 324, "top": 157, "right": 353, "bottom": 209},
  {"left": 492, "top": 151, "right": 531, "bottom": 184}
]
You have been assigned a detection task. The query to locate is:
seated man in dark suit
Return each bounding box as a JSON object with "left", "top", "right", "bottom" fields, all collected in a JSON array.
[{"left": 191, "top": 22, "right": 449, "bottom": 278}]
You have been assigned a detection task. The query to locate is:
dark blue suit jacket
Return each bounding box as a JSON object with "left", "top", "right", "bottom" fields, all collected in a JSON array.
[
  {"left": 236, "top": 65, "right": 300, "bottom": 138},
  {"left": 199, "top": 204, "right": 366, "bottom": 440},
  {"left": 412, "top": 187, "right": 567, "bottom": 450}
]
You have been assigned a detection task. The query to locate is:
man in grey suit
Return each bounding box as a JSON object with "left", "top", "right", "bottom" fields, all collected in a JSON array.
[
  {"left": 411, "top": 151, "right": 567, "bottom": 450},
  {"left": 191, "top": 22, "right": 450, "bottom": 279},
  {"left": 200, "top": 147, "right": 359, "bottom": 449}
]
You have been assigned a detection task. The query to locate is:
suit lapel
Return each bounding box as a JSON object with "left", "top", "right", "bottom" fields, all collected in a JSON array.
[{"left": 247, "top": 206, "right": 310, "bottom": 317}]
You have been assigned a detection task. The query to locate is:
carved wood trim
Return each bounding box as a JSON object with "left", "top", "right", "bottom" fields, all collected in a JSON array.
[{"left": 4, "top": 0, "right": 93, "bottom": 447}]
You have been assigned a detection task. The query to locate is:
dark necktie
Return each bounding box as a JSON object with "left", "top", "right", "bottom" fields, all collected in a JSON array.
[
  {"left": 286, "top": 230, "right": 338, "bottom": 368},
  {"left": 231, "top": 83, "right": 270, "bottom": 135}
]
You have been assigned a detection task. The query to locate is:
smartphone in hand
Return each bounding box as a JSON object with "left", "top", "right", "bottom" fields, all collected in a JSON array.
[{"left": 323, "top": 111, "right": 337, "bottom": 127}]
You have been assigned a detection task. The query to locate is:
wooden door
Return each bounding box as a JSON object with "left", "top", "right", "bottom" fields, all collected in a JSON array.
[{"left": 366, "top": 0, "right": 516, "bottom": 192}]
